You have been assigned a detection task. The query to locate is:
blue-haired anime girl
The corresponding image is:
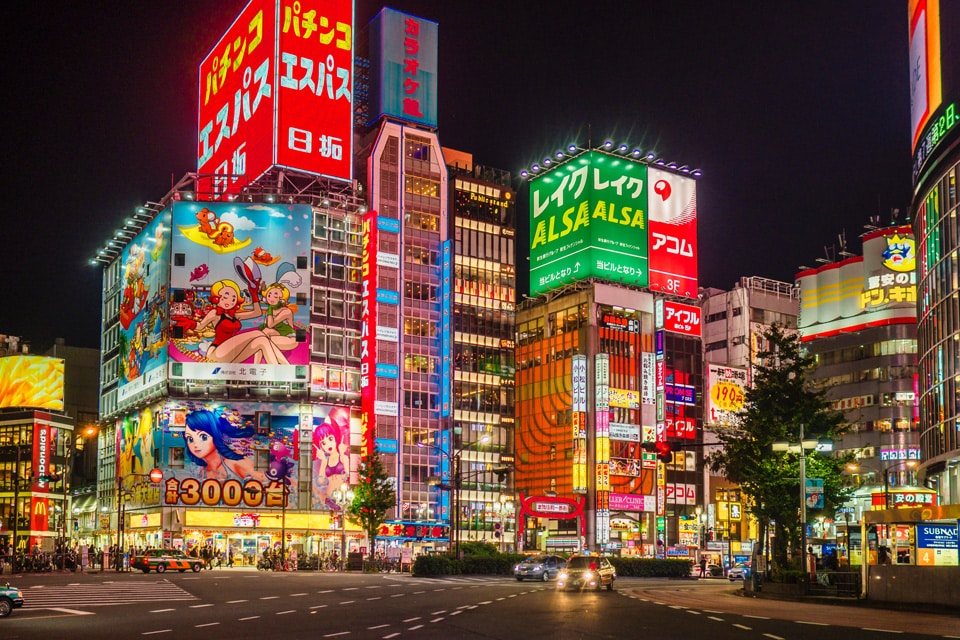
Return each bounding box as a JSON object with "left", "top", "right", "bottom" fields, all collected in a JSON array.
[{"left": 184, "top": 409, "right": 267, "bottom": 482}]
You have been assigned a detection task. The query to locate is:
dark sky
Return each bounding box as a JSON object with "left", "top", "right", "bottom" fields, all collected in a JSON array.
[{"left": 3, "top": 1, "right": 912, "bottom": 350}]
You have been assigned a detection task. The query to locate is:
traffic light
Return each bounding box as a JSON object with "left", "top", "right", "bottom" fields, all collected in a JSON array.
[{"left": 641, "top": 441, "right": 680, "bottom": 463}]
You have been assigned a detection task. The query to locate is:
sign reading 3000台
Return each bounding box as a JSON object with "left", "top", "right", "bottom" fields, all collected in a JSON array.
[{"left": 163, "top": 477, "right": 287, "bottom": 508}]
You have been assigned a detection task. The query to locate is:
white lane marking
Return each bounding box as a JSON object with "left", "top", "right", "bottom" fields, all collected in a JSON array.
[
  {"left": 450, "top": 610, "right": 462, "bottom": 616},
  {"left": 368, "top": 624, "right": 390, "bottom": 629},
  {"left": 708, "top": 616, "right": 725, "bottom": 622},
  {"left": 733, "top": 624, "right": 752, "bottom": 630},
  {"left": 190, "top": 604, "right": 214, "bottom": 608},
  {"left": 48, "top": 607, "right": 95, "bottom": 615},
  {"left": 260, "top": 596, "right": 279, "bottom": 600},
  {"left": 403, "top": 617, "right": 422, "bottom": 622},
  {"left": 318, "top": 589, "right": 334, "bottom": 593},
  {"left": 367, "top": 597, "right": 382, "bottom": 601},
  {"left": 390, "top": 594, "right": 405, "bottom": 598},
  {"left": 310, "top": 605, "right": 328, "bottom": 610},
  {"left": 383, "top": 634, "right": 401, "bottom": 639},
  {"left": 408, "top": 625, "right": 424, "bottom": 631},
  {"left": 431, "top": 618, "right": 444, "bottom": 623},
  {"left": 686, "top": 610, "right": 701, "bottom": 615},
  {"left": 797, "top": 621, "right": 829, "bottom": 626},
  {"left": 323, "top": 633, "right": 351, "bottom": 638},
  {"left": 150, "top": 609, "right": 176, "bottom": 613},
  {"left": 343, "top": 588, "right": 358, "bottom": 591},
  {"left": 762, "top": 635, "right": 785, "bottom": 640},
  {"left": 226, "top": 600, "right": 247, "bottom": 603},
  {"left": 141, "top": 631, "right": 172, "bottom": 635},
  {"left": 744, "top": 615, "right": 770, "bottom": 619},
  {"left": 413, "top": 591, "right": 426, "bottom": 594},
  {"left": 478, "top": 600, "right": 492, "bottom": 605},
  {"left": 291, "top": 592, "right": 308, "bottom": 596},
  {"left": 195, "top": 622, "right": 220, "bottom": 628},
  {"left": 239, "top": 616, "right": 260, "bottom": 620},
  {"left": 277, "top": 610, "right": 296, "bottom": 615},
  {"left": 366, "top": 586, "right": 382, "bottom": 589},
  {"left": 340, "top": 601, "right": 355, "bottom": 605},
  {"left": 861, "top": 629, "right": 903, "bottom": 634},
  {"left": 432, "top": 610, "right": 448, "bottom": 615}
]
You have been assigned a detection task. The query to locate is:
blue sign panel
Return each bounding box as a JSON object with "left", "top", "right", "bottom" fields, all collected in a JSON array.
[
  {"left": 376, "top": 363, "right": 399, "bottom": 379},
  {"left": 377, "top": 216, "right": 401, "bottom": 234},
  {"left": 375, "top": 438, "right": 399, "bottom": 454},
  {"left": 440, "top": 240, "right": 452, "bottom": 418},
  {"left": 376, "top": 289, "right": 400, "bottom": 305},
  {"left": 369, "top": 8, "right": 439, "bottom": 128},
  {"left": 917, "top": 524, "right": 958, "bottom": 549}
]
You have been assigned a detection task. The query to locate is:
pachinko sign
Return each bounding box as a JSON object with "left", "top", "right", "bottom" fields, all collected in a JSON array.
[
  {"left": 161, "top": 402, "right": 299, "bottom": 508},
  {"left": 529, "top": 151, "right": 649, "bottom": 295},
  {"left": 360, "top": 210, "right": 378, "bottom": 459},
  {"left": 198, "top": 0, "right": 354, "bottom": 196}
]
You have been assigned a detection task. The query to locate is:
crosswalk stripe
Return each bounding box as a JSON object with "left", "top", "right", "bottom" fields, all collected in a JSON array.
[{"left": 23, "top": 581, "right": 197, "bottom": 608}]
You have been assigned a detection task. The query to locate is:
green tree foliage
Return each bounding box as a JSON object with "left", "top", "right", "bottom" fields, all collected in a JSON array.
[
  {"left": 346, "top": 450, "right": 396, "bottom": 559},
  {"left": 706, "top": 323, "right": 853, "bottom": 571}
]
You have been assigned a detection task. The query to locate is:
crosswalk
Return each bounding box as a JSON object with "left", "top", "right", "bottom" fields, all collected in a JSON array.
[
  {"left": 22, "top": 579, "right": 197, "bottom": 609},
  {"left": 383, "top": 575, "right": 525, "bottom": 586}
]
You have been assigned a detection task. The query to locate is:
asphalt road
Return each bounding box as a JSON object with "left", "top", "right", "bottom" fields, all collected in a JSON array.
[{"left": 2, "top": 569, "right": 957, "bottom": 640}]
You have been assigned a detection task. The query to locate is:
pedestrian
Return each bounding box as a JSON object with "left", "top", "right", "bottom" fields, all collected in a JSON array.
[
  {"left": 699, "top": 555, "right": 707, "bottom": 578},
  {"left": 227, "top": 546, "right": 234, "bottom": 568}
]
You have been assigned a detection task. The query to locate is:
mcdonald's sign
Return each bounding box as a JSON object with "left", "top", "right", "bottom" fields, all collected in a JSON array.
[{"left": 30, "top": 496, "right": 50, "bottom": 532}]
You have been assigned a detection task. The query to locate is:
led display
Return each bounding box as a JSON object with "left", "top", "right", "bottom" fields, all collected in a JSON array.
[
  {"left": 0, "top": 355, "right": 64, "bottom": 410},
  {"left": 369, "top": 8, "right": 439, "bottom": 128},
  {"left": 647, "top": 167, "right": 698, "bottom": 298}
]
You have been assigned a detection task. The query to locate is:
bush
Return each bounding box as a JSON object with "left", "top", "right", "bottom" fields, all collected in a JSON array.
[
  {"left": 413, "top": 554, "right": 461, "bottom": 576},
  {"left": 608, "top": 557, "right": 692, "bottom": 578}
]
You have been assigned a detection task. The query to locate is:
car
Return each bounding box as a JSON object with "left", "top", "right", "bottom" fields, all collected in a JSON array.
[
  {"left": 690, "top": 562, "right": 724, "bottom": 577},
  {"left": 131, "top": 549, "right": 204, "bottom": 573},
  {"left": 556, "top": 554, "right": 616, "bottom": 591},
  {"left": 514, "top": 554, "right": 565, "bottom": 582},
  {"left": 0, "top": 583, "right": 24, "bottom": 617},
  {"left": 727, "top": 562, "right": 752, "bottom": 581}
]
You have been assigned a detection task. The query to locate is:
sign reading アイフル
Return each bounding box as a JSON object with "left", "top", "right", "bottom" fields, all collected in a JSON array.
[{"left": 529, "top": 151, "right": 648, "bottom": 295}]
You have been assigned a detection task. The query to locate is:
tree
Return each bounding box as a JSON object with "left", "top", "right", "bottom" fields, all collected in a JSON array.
[
  {"left": 706, "top": 323, "right": 853, "bottom": 573},
  {"left": 347, "top": 449, "right": 396, "bottom": 560}
]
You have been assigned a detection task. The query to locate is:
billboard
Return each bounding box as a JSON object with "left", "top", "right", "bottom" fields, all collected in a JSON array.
[
  {"left": 311, "top": 405, "right": 355, "bottom": 511},
  {"left": 161, "top": 401, "right": 300, "bottom": 508},
  {"left": 529, "top": 151, "right": 649, "bottom": 295},
  {"left": 360, "top": 210, "right": 378, "bottom": 459},
  {"left": 0, "top": 355, "right": 64, "bottom": 410},
  {"left": 647, "top": 167, "right": 698, "bottom": 298},
  {"left": 658, "top": 299, "right": 702, "bottom": 337},
  {"left": 910, "top": 0, "right": 959, "bottom": 181},
  {"left": 798, "top": 225, "right": 917, "bottom": 340},
  {"left": 706, "top": 364, "right": 748, "bottom": 426},
  {"left": 167, "top": 201, "right": 311, "bottom": 382},
  {"left": 369, "top": 8, "right": 438, "bottom": 128},
  {"left": 117, "top": 209, "right": 172, "bottom": 404},
  {"left": 198, "top": 0, "right": 354, "bottom": 195},
  {"left": 117, "top": 406, "right": 161, "bottom": 509}
]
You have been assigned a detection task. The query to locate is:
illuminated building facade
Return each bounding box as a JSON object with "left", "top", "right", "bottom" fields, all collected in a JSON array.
[
  {"left": 446, "top": 149, "right": 517, "bottom": 550},
  {"left": 911, "top": 0, "right": 960, "bottom": 508}
]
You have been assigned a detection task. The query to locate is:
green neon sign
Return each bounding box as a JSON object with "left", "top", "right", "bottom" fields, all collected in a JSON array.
[{"left": 528, "top": 151, "right": 648, "bottom": 295}]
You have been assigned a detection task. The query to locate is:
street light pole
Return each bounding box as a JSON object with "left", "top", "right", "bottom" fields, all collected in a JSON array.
[{"left": 332, "top": 488, "right": 354, "bottom": 571}]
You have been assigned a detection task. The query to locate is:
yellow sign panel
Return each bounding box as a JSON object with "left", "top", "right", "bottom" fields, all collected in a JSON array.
[{"left": 0, "top": 355, "right": 65, "bottom": 410}]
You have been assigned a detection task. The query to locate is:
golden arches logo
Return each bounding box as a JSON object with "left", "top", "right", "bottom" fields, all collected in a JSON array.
[{"left": 34, "top": 501, "right": 47, "bottom": 516}]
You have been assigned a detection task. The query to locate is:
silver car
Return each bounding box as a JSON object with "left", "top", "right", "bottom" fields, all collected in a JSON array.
[{"left": 514, "top": 554, "right": 565, "bottom": 582}]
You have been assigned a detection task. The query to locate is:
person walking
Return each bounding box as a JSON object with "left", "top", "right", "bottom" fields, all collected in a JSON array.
[{"left": 699, "top": 555, "right": 707, "bottom": 578}]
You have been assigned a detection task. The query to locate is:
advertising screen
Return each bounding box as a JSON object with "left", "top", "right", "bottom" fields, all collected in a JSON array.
[
  {"left": 167, "top": 201, "right": 312, "bottom": 382},
  {"left": 660, "top": 300, "right": 702, "bottom": 337},
  {"left": 117, "top": 406, "right": 162, "bottom": 509},
  {"left": 198, "top": 0, "right": 354, "bottom": 196},
  {"left": 647, "top": 167, "right": 698, "bottom": 298},
  {"left": 311, "top": 405, "right": 356, "bottom": 511},
  {"left": 117, "top": 210, "right": 171, "bottom": 405},
  {"left": 161, "top": 400, "right": 300, "bottom": 509},
  {"left": 0, "top": 355, "right": 64, "bottom": 410},
  {"left": 369, "top": 8, "right": 438, "bottom": 128},
  {"left": 910, "top": 0, "right": 959, "bottom": 181},
  {"left": 529, "top": 151, "right": 649, "bottom": 295}
]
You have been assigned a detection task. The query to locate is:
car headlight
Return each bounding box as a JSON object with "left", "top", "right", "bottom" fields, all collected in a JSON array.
[
  {"left": 558, "top": 572, "right": 568, "bottom": 580},
  {"left": 583, "top": 571, "right": 594, "bottom": 580},
  {"left": 534, "top": 565, "right": 543, "bottom": 571}
]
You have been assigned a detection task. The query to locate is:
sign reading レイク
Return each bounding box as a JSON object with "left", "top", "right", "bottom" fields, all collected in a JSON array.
[{"left": 529, "top": 151, "right": 649, "bottom": 295}]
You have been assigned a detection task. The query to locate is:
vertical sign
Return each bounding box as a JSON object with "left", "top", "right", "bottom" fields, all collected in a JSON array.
[
  {"left": 440, "top": 240, "right": 452, "bottom": 417},
  {"left": 32, "top": 423, "right": 51, "bottom": 492},
  {"left": 360, "top": 210, "right": 379, "bottom": 458},
  {"left": 647, "top": 168, "right": 698, "bottom": 298},
  {"left": 595, "top": 354, "right": 611, "bottom": 546},
  {"left": 369, "top": 8, "right": 439, "bottom": 128},
  {"left": 572, "top": 355, "right": 588, "bottom": 493}
]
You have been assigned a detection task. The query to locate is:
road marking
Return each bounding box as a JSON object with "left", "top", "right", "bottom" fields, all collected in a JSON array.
[
  {"left": 413, "top": 591, "right": 426, "bottom": 594},
  {"left": 195, "top": 622, "right": 219, "bottom": 627},
  {"left": 368, "top": 624, "right": 390, "bottom": 629},
  {"left": 277, "top": 610, "right": 297, "bottom": 615},
  {"left": 318, "top": 589, "right": 334, "bottom": 593},
  {"left": 433, "top": 588, "right": 446, "bottom": 592},
  {"left": 189, "top": 604, "right": 214, "bottom": 608},
  {"left": 383, "top": 634, "right": 400, "bottom": 639},
  {"left": 340, "top": 601, "right": 355, "bottom": 605},
  {"left": 150, "top": 609, "right": 176, "bottom": 613},
  {"left": 763, "top": 635, "right": 785, "bottom": 640},
  {"left": 390, "top": 594, "right": 405, "bottom": 598},
  {"left": 408, "top": 625, "right": 424, "bottom": 631},
  {"left": 226, "top": 600, "right": 247, "bottom": 603},
  {"left": 478, "top": 600, "right": 492, "bottom": 605},
  {"left": 797, "top": 621, "right": 829, "bottom": 626},
  {"left": 733, "top": 624, "right": 752, "bottom": 630},
  {"left": 47, "top": 608, "right": 95, "bottom": 615},
  {"left": 239, "top": 616, "right": 260, "bottom": 620},
  {"left": 862, "top": 629, "right": 903, "bottom": 634},
  {"left": 367, "top": 597, "right": 382, "bottom": 601},
  {"left": 432, "top": 610, "right": 447, "bottom": 615},
  {"left": 457, "top": 605, "right": 472, "bottom": 609},
  {"left": 323, "top": 633, "right": 351, "bottom": 637},
  {"left": 142, "top": 631, "right": 172, "bottom": 635},
  {"left": 708, "top": 616, "right": 725, "bottom": 622},
  {"left": 508, "top": 594, "right": 517, "bottom": 598},
  {"left": 431, "top": 618, "right": 444, "bottom": 623},
  {"left": 496, "top": 597, "right": 505, "bottom": 601},
  {"left": 403, "top": 617, "right": 422, "bottom": 622},
  {"left": 310, "top": 605, "right": 328, "bottom": 610},
  {"left": 366, "top": 586, "right": 382, "bottom": 589},
  {"left": 450, "top": 611, "right": 462, "bottom": 616},
  {"left": 744, "top": 615, "right": 769, "bottom": 619},
  {"left": 291, "top": 593, "right": 308, "bottom": 597},
  {"left": 343, "top": 588, "right": 358, "bottom": 591},
  {"left": 260, "top": 596, "right": 279, "bottom": 600},
  {"left": 685, "top": 610, "right": 701, "bottom": 615},
  {"left": 669, "top": 605, "right": 687, "bottom": 610}
]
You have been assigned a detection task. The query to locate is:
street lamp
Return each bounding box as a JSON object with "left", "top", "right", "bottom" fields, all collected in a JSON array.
[
  {"left": 417, "top": 441, "right": 461, "bottom": 558},
  {"left": 332, "top": 487, "right": 354, "bottom": 571},
  {"left": 772, "top": 424, "right": 831, "bottom": 579},
  {"left": 495, "top": 495, "right": 514, "bottom": 553}
]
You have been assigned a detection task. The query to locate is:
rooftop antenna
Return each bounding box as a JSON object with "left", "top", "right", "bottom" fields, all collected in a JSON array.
[
  {"left": 838, "top": 230, "right": 855, "bottom": 258},
  {"left": 816, "top": 243, "right": 836, "bottom": 265},
  {"left": 864, "top": 215, "right": 881, "bottom": 231}
]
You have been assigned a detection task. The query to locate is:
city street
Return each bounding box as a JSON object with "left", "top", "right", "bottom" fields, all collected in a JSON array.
[{"left": 2, "top": 570, "right": 957, "bottom": 639}]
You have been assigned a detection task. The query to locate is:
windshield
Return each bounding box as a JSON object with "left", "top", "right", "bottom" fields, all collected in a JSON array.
[
  {"left": 522, "top": 556, "right": 547, "bottom": 565},
  {"left": 565, "top": 557, "right": 596, "bottom": 569}
]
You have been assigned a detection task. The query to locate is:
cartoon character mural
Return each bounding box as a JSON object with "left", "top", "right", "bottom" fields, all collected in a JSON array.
[
  {"left": 116, "top": 406, "right": 160, "bottom": 508},
  {"left": 117, "top": 211, "right": 171, "bottom": 400},
  {"left": 312, "top": 406, "right": 352, "bottom": 511},
  {"left": 162, "top": 402, "right": 299, "bottom": 508},
  {"left": 167, "top": 202, "right": 310, "bottom": 380}
]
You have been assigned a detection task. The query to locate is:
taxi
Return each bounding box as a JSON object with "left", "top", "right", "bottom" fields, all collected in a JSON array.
[
  {"left": 0, "top": 582, "right": 24, "bottom": 617},
  {"left": 131, "top": 549, "right": 204, "bottom": 573},
  {"left": 556, "top": 553, "right": 616, "bottom": 591}
]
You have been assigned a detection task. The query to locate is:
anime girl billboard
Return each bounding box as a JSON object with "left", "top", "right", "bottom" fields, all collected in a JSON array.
[
  {"left": 311, "top": 406, "right": 354, "bottom": 511},
  {"left": 161, "top": 401, "right": 299, "bottom": 509},
  {"left": 167, "top": 202, "right": 311, "bottom": 383}
]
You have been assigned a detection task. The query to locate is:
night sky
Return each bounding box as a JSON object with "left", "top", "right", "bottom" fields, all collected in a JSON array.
[{"left": 3, "top": 1, "right": 912, "bottom": 350}]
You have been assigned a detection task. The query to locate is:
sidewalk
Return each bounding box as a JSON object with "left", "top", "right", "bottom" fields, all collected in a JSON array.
[{"left": 741, "top": 580, "right": 960, "bottom": 617}]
